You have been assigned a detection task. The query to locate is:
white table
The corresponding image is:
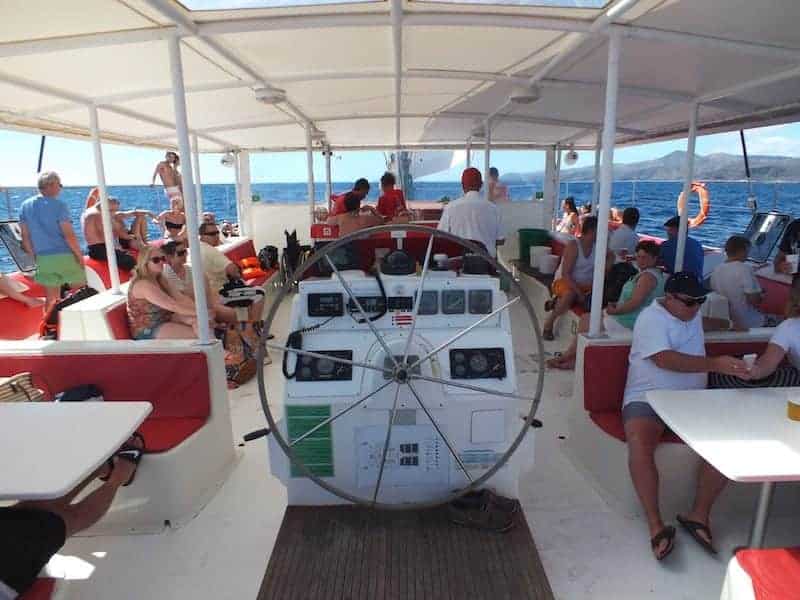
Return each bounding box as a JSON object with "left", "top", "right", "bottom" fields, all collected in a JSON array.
[
  {"left": 646, "top": 387, "right": 800, "bottom": 547},
  {"left": 0, "top": 402, "right": 152, "bottom": 500}
]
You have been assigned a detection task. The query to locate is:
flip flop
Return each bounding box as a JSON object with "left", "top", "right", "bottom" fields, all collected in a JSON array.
[
  {"left": 115, "top": 448, "right": 143, "bottom": 487},
  {"left": 99, "top": 432, "right": 144, "bottom": 482},
  {"left": 677, "top": 515, "right": 717, "bottom": 555},
  {"left": 651, "top": 525, "right": 676, "bottom": 561}
]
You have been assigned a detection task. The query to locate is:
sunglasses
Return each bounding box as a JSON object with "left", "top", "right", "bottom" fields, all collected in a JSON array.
[
  {"left": 150, "top": 256, "right": 166, "bottom": 265},
  {"left": 674, "top": 294, "right": 706, "bottom": 307},
  {"left": 203, "top": 230, "right": 220, "bottom": 237},
  {"left": 176, "top": 249, "right": 187, "bottom": 257}
]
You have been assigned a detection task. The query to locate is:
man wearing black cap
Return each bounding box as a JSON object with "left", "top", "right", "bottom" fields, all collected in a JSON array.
[
  {"left": 622, "top": 272, "right": 747, "bottom": 560},
  {"left": 659, "top": 215, "right": 704, "bottom": 280}
]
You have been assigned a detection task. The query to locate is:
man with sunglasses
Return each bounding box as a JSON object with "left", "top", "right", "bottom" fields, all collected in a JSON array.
[
  {"left": 622, "top": 272, "right": 748, "bottom": 561},
  {"left": 19, "top": 171, "right": 85, "bottom": 310},
  {"left": 196, "top": 222, "right": 242, "bottom": 295}
]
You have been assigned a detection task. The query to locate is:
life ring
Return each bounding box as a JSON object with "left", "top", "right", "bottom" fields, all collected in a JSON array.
[
  {"left": 85, "top": 187, "right": 100, "bottom": 208},
  {"left": 677, "top": 182, "right": 710, "bottom": 228}
]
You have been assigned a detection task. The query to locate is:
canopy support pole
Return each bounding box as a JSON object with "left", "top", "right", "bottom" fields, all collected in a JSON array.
[
  {"left": 88, "top": 104, "right": 121, "bottom": 295},
  {"left": 233, "top": 151, "right": 242, "bottom": 229},
  {"left": 483, "top": 119, "right": 491, "bottom": 200},
  {"left": 553, "top": 144, "right": 562, "bottom": 226},
  {"left": 543, "top": 147, "right": 557, "bottom": 229},
  {"left": 466, "top": 138, "right": 472, "bottom": 168},
  {"left": 676, "top": 103, "right": 698, "bottom": 274},
  {"left": 305, "top": 123, "right": 316, "bottom": 224},
  {"left": 239, "top": 150, "right": 252, "bottom": 238},
  {"left": 592, "top": 130, "right": 602, "bottom": 212},
  {"left": 167, "top": 34, "right": 211, "bottom": 345},
  {"left": 191, "top": 134, "right": 203, "bottom": 219},
  {"left": 324, "top": 146, "right": 333, "bottom": 209},
  {"left": 588, "top": 30, "right": 622, "bottom": 337}
]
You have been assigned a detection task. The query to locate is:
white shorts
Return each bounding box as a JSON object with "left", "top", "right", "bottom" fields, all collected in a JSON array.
[
  {"left": 602, "top": 310, "right": 630, "bottom": 337},
  {"left": 164, "top": 186, "right": 181, "bottom": 198}
]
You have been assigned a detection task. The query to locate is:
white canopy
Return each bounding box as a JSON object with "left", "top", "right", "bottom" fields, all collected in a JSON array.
[{"left": 2, "top": 0, "right": 800, "bottom": 153}]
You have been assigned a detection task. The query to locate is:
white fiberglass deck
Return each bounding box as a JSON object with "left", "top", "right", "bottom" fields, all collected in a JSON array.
[{"left": 50, "top": 298, "right": 800, "bottom": 600}]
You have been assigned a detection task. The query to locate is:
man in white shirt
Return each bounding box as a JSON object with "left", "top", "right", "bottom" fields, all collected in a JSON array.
[
  {"left": 196, "top": 222, "right": 241, "bottom": 294},
  {"left": 622, "top": 272, "right": 746, "bottom": 560},
  {"left": 710, "top": 235, "right": 765, "bottom": 330},
  {"left": 608, "top": 207, "right": 640, "bottom": 262},
  {"left": 437, "top": 168, "right": 505, "bottom": 258}
]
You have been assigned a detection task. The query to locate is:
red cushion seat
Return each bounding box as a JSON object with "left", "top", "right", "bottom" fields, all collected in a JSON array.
[
  {"left": 137, "top": 417, "right": 207, "bottom": 452},
  {"left": 83, "top": 257, "right": 131, "bottom": 289},
  {"left": 19, "top": 578, "right": 55, "bottom": 600},
  {"left": 736, "top": 547, "right": 800, "bottom": 600},
  {"left": 105, "top": 303, "right": 132, "bottom": 340}
]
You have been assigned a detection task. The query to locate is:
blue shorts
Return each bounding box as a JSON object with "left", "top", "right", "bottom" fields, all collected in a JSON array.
[{"left": 622, "top": 401, "right": 665, "bottom": 425}]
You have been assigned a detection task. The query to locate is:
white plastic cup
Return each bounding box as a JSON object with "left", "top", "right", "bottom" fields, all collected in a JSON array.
[
  {"left": 787, "top": 254, "right": 799, "bottom": 274},
  {"left": 743, "top": 353, "right": 757, "bottom": 371}
]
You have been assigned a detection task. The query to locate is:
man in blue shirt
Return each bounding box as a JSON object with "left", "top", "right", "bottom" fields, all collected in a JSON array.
[
  {"left": 19, "top": 171, "right": 85, "bottom": 309},
  {"left": 659, "top": 215, "right": 704, "bottom": 280}
]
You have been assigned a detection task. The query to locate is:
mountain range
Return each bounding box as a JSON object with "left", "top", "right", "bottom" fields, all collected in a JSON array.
[{"left": 502, "top": 151, "right": 800, "bottom": 183}]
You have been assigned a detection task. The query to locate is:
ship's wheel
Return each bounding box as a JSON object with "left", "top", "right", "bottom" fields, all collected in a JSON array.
[{"left": 257, "top": 224, "right": 545, "bottom": 509}]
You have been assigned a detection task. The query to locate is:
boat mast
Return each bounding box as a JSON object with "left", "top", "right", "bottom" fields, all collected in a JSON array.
[
  {"left": 740, "top": 130, "right": 757, "bottom": 212},
  {"left": 36, "top": 136, "right": 45, "bottom": 173}
]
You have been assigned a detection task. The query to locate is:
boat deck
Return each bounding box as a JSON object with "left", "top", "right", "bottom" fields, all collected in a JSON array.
[{"left": 258, "top": 504, "right": 553, "bottom": 600}]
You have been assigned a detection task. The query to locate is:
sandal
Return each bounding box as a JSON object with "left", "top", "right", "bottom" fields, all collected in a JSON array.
[
  {"left": 98, "top": 456, "right": 115, "bottom": 482},
  {"left": 100, "top": 432, "right": 144, "bottom": 482},
  {"left": 115, "top": 448, "right": 143, "bottom": 487},
  {"left": 677, "top": 515, "right": 717, "bottom": 555},
  {"left": 651, "top": 525, "right": 676, "bottom": 561}
]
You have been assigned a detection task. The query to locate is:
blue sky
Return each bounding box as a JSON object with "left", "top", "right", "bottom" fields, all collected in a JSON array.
[{"left": 2, "top": 122, "right": 800, "bottom": 187}]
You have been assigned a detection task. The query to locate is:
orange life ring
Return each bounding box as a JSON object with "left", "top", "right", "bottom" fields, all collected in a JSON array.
[
  {"left": 676, "top": 182, "right": 710, "bottom": 228},
  {"left": 86, "top": 187, "right": 100, "bottom": 208}
]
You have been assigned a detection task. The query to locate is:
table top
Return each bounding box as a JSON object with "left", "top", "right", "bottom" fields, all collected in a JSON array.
[
  {"left": 0, "top": 402, "right": 152, "bottom": 500},
  {"left": 647, "top": 388, "right": 800, "bottom": 483}
]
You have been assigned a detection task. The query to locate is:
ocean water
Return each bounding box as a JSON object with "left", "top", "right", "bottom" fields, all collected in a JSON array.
[{"left": 1, "top": 180, "right": 798, "bottom": 273}]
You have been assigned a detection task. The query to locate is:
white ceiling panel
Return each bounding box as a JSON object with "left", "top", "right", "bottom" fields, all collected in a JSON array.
[{"left": 282, "top": 79, "right": 395, "bottom": 118}]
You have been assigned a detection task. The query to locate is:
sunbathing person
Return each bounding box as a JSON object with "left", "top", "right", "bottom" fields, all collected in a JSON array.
[
  {"left": 0, "top": 273, "right": 44, "bottom": 308},
  {"left": 326, "top": 192, "right": 383, "bottom": 236},
  {"left": 548, "top": 240, "right": 665, "bottom": 369},
  {"left": 0, "top": 435, "right": 143, "bottom": 598},
  {"left": 622, "top": 272, "right": 747, "bottom": 560},
  {"left": 542, "top": 216, "right": 613, "bottom": 340},
  {"left": 157, "top": 196, "right": 186, "bottom": 241},
  {"left": 127, "top": 246, "right": 201, "bottom": 339}
]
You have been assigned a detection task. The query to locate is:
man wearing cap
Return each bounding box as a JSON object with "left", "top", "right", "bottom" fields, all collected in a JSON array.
[
  {"left": 659, "top": 215, "right": 704, "bottom": 280},
  {"left": 437, "top": 168, "right": 505, "bottom": 258},
  {"left": 622, "top": 272, "right": 747, "bottom": 561}
]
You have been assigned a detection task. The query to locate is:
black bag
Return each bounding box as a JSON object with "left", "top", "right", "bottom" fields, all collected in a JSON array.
[
  {"left": 54, "top": 384, "right": 104, "bottom": 402},
  {"left": 39, "top": 286, "right": 99, "bottom": 339},
  {"left": 603, "top": 262, "right": 638, "bottom": 306},
  {"left": 258, "top": 245, "right": 279, "bottom": 271}
]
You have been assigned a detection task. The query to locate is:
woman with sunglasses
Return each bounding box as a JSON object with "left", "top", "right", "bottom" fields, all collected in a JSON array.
[{"left": 127, "top": 246, "right": 201, "bottom": 339}]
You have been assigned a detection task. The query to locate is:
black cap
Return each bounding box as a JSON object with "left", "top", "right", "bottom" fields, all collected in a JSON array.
[
  {"left": 664, "top": 271, "right": 707, "bottom": 298},
  {"left": 664, "top": 215, "right": 680, "bottom": 228}
]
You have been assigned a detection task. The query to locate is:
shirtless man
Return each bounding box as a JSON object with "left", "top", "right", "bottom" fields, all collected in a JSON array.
[
  {"left": 81, "top": 198, "right": 143, "bottom": 271},
  {"left": 151, "top": 151, "right": 183, "bottom": 200}
]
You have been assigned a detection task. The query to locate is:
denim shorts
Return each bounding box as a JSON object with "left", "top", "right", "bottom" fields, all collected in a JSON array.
[{"left": 622, "top": 401, "right": 665, "bottom": 425}]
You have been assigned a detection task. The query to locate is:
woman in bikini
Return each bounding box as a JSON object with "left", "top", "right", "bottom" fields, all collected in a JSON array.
[
  {"left": 127, "top": 246, "right": 205, "bottom": 340},
  {"left": 157, "top": 196, "right": 186, "bottom": 241}
]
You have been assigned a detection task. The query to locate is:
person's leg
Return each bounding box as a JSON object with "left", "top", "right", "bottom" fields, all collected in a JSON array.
[
  {"left": 624, "top": 411, "right": 670, "bottom": 557},
  {"left": 547, "top": 313, "right": 590, "bottom": 367},
  {"left": 680, "top": 459, "right": 728, "bottom": 547},
  {"left": 45, "top": 286, "right": 60, "bottom": 312},
  {"left": 155, "top": 321, "right": 196, "bottom": 339},
  {"left": 542, "top": 289, "right": 576, "bottom": 338},
  {"left": 131, "top": 215, "right": 148, "bottom": 244},
  {"left": 15, "top": 462, "right": 112, "bottom": 515}
]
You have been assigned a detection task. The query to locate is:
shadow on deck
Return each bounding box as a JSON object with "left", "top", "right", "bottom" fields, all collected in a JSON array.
[{"left": 258, "top": 504, "right": 554, "bottom": 600}]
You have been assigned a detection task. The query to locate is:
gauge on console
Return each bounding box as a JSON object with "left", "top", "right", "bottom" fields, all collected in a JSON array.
[
  {"left": 468, "top": 290, "right": 492, "bottom": 314},
  {"left": 415, "top": 290, "right": 438, "bottom": 315},
  {"left": 442, "top": 289, "right": 466, "bottom": 314},
  {"left": 468, "top": 353, "right": 489, "bottom": 374}
]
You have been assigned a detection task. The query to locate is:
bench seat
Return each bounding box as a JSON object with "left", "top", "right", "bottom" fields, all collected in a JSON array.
[{"left": 18, "top": 578, "right": 55, "bottom": 600}]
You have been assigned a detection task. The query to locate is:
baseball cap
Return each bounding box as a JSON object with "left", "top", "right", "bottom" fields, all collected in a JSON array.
[
  {"left": 461, "top": 167, "right": 482, "bottom": 190},
  {"left": 664, "top": 271, "right": 707, "bottom": 298},
  {"left": 664, "top": 215, "right": 680, "bottom": 228}
]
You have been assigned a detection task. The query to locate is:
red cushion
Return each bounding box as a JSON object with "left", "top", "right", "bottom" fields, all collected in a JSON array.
[
  {"left": 137, "top": 417, "right": 206, "bottom": 452},
  {"left": 0, "top": 298, "right": 43, "bottom": 340},
  {"left": 19, "top": 578, "right": 55, "bottom": 600},
  {"left": 106, "top": 303, "right": 132, "bottom": 340},
  {"left": 0, "top": 353, "right": 211, "bottom": 450},
  {"left": 589, "top": 412, "right": 683, "bottom": 443},
  {"left": 736, "top": 547, "right": 800, "bottom": 600},
  {"left": 83, "top": 257, "right": 132, "bottom": 289},
  {"left": 223, "top": 240, "right": 257, "bottom": 264},
  {"left": 756, "top": 275, "right": 790, "bottom": 316}
]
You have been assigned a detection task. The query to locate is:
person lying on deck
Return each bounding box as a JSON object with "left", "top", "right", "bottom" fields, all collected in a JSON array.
[
  {"left": 127, "top": 245, "right": 202, "bottom": 340},
  {"left": 622, "top": 272, "right": 748, "bottom": 561},
  {"left": 541, "top": 216, "right": 613, "bottom": 341},
  {"left": 710, "top": 273, "right": 800, "bottom": 389},
  {"left": 0, "top": 434, "right": 143, "bottom": 599},
  {"left": 0, "top": 273, "right": 44, "bottom": 308},
  {"left": 709, "top": 235, "right": 765, "bottom": 330},
  {"left": 547, "top": 240, "right": 665, "bottom": 370}
]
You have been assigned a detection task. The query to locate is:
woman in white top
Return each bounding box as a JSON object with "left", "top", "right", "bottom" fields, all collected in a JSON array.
[{"left": 554, "top": 197, "right": 579, "bottom": 236}]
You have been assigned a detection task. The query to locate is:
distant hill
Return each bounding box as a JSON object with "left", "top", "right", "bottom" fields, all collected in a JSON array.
[{"left": 502, "top": 151, "right": 800, "bottom": 183}]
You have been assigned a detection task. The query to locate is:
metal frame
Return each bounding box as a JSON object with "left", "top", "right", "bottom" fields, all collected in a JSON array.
[
  {"left": 256, "top": 223, "right": 546, "bottom": 509},
  {"left": 675, "top": 103, "right": 699, "bottom": 273}
]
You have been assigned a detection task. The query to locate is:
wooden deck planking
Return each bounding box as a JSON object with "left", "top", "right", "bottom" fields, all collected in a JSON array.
[{"left": 257, "top": 504, "right": 554, "bottom": 600}]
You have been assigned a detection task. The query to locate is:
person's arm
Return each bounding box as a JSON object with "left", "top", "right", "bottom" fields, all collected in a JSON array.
[
  {"left": 19, "top": 222, "right": 33, "bottom": 256},
  {"left": 224, "top": 260, "right": 241, "bottom": 281},
  {"left": 59, "top": 221, "right": 83, "bottom": 264},
  {"left": 650, "top": 350, "right": 746, "bottom": 376},
  {"left": 136, "top": 279, "right": 196, "bottom": 316},
  {"left": 560, "top": 241, "right": 581, "bottom": 294},
  {"left": 745, "top": 343, "right": 787, "bottom": 380},
  {"left": 607, "top": 271, "right": 657, "bottom": 315},
  {"left": 151, "top": 163, "right": 161, "bottom": 186}
]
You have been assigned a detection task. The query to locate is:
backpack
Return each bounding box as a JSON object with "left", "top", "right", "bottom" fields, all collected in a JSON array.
[
  {"left": 603, "top": 262, "right": 639, "bottom": 306},
  {"left": 39, "top": 286, "right": 98, "bottom": 339}
]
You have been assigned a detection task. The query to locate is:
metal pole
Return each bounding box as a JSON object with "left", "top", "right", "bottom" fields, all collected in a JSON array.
[
  {"left": 233, "top": 152, "right": 241, "bottom": 228},
  {"left": 238, "top": 150, "right": 251, "bottom": 237},
  {"left": 36, "top": 136, "right": 46, "bottom": 173},
  {"left": 484, "top": 119, "right": 491, "bottom": 200},
  {"left": 167, "top": 34, "right": 210, "bottom": 345},
  {"left": 466, "top": 138, "right": 472, "bottom": 168},
  {"left": 675, "top": 103, "right": 698, "bottom": 273},
  {"left": 592, "top": 130, "right": 601, "bottom": 210},
  {"left": 305, "top": 122, "right": 315, "bottom": 223},
  {"left": 191, "top": 134, "right": 203, "bottom": 219},
  {"left": 632, "top": 179, "right": 637, "bottom": 206},
  {"left": 88, "top": 104, "right": 122, "bottom": 294},
  {"left": 588, "top": 31, "right": 622, "bottom": 337},
  {"left": 324, "top": 146, "right": 333, "bottom": 209},
  {"left": 553, "top": 144, "right": 562, "bottom": 225},
  {"left": 748, "top": 482, "right": 775, "bottom": 548}
]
